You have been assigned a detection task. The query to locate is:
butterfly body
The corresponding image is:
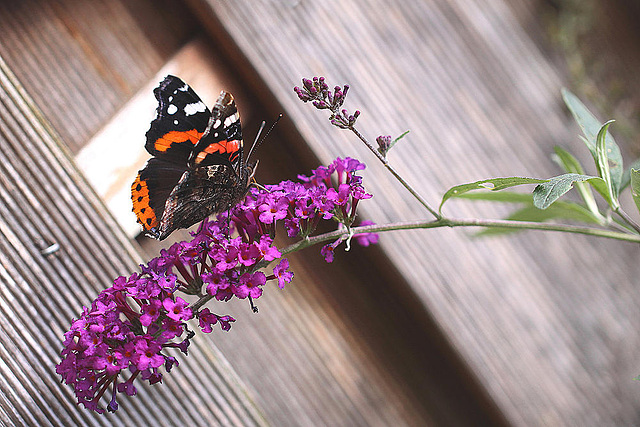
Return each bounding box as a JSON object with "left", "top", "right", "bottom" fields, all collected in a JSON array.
[{"left": 132, "top": 75, "right": 252, "bottom": 240}]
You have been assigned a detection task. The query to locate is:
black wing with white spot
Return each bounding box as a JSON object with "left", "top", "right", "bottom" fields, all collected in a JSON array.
[{"left": 144, "top": 75, "right": 211, "bottom": 164}]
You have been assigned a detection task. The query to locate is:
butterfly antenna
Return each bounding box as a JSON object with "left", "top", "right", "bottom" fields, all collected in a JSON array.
[
  {"left": 246, "top": 113, "right": 283, "bottom": 161},
  {"left": 247, "top": 121, "right": 266, "bottom": 161}
]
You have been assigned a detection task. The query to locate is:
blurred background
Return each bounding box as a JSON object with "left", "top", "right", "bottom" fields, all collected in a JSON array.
[{"left": 1, "top": 0, "right": 639, "bottom": 425}]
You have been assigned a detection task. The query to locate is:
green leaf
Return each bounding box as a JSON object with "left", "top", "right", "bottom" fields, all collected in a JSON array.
[
  {"left": 595, "top": 120, "right": 619, "bottom": 209},
  {"left": 459, "top": 190, "right": 599, "bottom": 221},
  {"left": 457, "top": 191, "right": 534, "bottom": 203},
  {"left": 589, "top": 178, "right": 615, "bottom": 206},
  {"left": 620, "top": 158, "right": 640, "bottom": 191},
  {"left": 561, "top": 89, "right": 623, "bottom": 193},
  {"left": 552, "top": 146, "right": 585, "bottom": 174},
  {"left": 630, "top": 169, "right": 640, "bottom": 216},
  {"left": 386, "top": 130, "right": 410, "bottom": 153},
  {"left": 475, "top": 202, "right": 602, "bottom": 237},
  {"left": 440, "top": 177, "right": 547, "bottom": 213},
  {"left": 511, "top": 202, "right": 601, "bottom": 224},
  {"left": 394, "top": 130, "right": 410, "bottom": 143},
  {"left": 533, "top": 173, "right": 605, "bottom": 209},
  {"left": 459, "top": 191, "right": 603, "bottom": 237}
]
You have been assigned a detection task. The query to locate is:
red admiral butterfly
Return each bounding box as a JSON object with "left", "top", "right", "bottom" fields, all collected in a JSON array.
[{"left": 132, "top": 75, "right": 255, "bottom": 240}]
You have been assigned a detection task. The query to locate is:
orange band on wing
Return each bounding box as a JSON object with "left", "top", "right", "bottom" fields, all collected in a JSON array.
[
  {"left": 155, "top": 129, "right": 203, "bottom": 152},
  {"left": 194, "top": 139, "right": 241, "bottom": 164},
  {"left": 131, "top": 174, "right": 159, "bottom": 230}
]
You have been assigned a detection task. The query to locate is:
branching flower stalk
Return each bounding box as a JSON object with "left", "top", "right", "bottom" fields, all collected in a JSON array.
[
  {"left": 294, "top": 76, "right": 640, "bottom": 243},
  {"left": 294, "top": 77, "right": 441, "bottom": 220}
]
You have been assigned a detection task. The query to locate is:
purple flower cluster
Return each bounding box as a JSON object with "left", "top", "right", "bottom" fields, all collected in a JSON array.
[
  {"left": 55, "top": 244, "right": 238, "bottom": 413},
  {"left": 235, "top": 156, "right": 377, "bottom": 262},
  {"left": 57, "top": 157, "right": 376, "bottom": 413}
]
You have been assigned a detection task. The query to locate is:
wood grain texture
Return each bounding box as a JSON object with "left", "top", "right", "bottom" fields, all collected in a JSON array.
[
  {"left": 0, "top": 35, "right": 267, "bottom": 427},
  {"left": 0, "top": 0, "right": 195, "bottom": 154},
  {"left": 188, "top": 0, "right": 640, "bottom": 425}
]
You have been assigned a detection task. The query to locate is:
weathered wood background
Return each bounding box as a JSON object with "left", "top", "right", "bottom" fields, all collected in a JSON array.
[{"left": 0, "top": 0, "right": 639, "bottom": 426}]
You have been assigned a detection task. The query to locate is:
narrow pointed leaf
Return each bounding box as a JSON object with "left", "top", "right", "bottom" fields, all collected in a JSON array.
[
  {"left": 387, "top": 130, "right": 410, "bottom": 152},
  {"left": 513, "top": 202, "right": 600, "bottom": 224},
  {"left": 552, "top": 146, "right": 585, "bottom": 174},
  {"left": 552, "top": 146, "right": 599, "bottom": 215},
  {"left": 394, "top": 130, "right": 410, "bottom": 143},
  {"left": 459, "top": 191, "right": 603, "bottom": 230},
  {"left": 475, "top": 201, "right": 603, "bottom": 237},
  {"left": 561, "top": 89, "right": 623, "bottom": 193},
  {"left": 621, "top": 158, "right": 640, "bottom": 191},
  {"left": 457, "top": 191, "right": 533, "bottom": 203},
  {"left": 440, "top": 177, "right": 547, "bottom": 212},
  {"left": 595, "top": 120, "right": 619, "bottom": 210},
  {"left": 630, "top": 169, "right": 640, "bottom": 215}
]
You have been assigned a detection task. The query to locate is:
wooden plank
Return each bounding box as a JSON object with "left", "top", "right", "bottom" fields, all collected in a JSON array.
[
  {"left": 0, "top": 32, "right": 268, "bottom": 427},
  {"left": 0, "top": 0, "right": 195, "bottom": 154},
  {"left": 188, "top": 0, "right": 640, "bottom": 425}
]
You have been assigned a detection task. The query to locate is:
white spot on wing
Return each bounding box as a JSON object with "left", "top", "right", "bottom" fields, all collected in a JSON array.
[
  {"left": 179, "top": 84, "right": 189, "bottom": 92},
  {"left": 224, "top": 113, "right": 239, "bottom": 127},
  {"left": 184, "top": 101, "right": 206, "bottom": 116},
  {"left": 167, "top": 104, "right": 178, "bottom": 115}
]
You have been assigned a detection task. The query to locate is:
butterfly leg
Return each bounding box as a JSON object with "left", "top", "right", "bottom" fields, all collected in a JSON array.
[
  {"left": 225, "top": 205, "right": 232, "bottom": 240},
  {"left": 248, "top": 296, "right": 259, "bottom": 313},
  {"left": 250, "top": 181, "right": 270, "bottom": 193}
]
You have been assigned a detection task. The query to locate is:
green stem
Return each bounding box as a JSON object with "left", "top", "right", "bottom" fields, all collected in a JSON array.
[
  {"left": 348, "top": 126, "right": 441, "bottom": 220},
  {"left": 614, "top": 207, "right": 640, "bottom": 234},
  {"left": 281, "top": 217, "right": 640, "bottom": 255},
  {"left": 190, "top": 216, "right": 640, "bottom": 313}
]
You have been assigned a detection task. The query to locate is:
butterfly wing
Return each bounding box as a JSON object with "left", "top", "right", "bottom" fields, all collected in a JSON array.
[
  {"left": 154, "top": 91, "right": 249, "bottom": 240},
  {"left": 131, "top": 158, "right": 188, "bottom": 239},
  {"left": 190, "top": 91, "right": 244, "bottom": 172},
  {"left": 145, "top": 75, "right": 211, "bottom": 164},
  {"left": 156, "top": 164, "right": 246, "bottom": 240},
  {"left": 133, "top": 75, "right": 211, "bottom": 238}
]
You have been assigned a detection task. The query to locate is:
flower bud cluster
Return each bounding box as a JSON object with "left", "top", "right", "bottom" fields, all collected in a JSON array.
[{"left": 294, "top": 77, "right": 360, "bottom": 129}]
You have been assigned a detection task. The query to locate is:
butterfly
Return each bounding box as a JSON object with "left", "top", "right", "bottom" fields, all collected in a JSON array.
[{"left": 131, "top": 75, "right": 255, "bottom": 240}]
